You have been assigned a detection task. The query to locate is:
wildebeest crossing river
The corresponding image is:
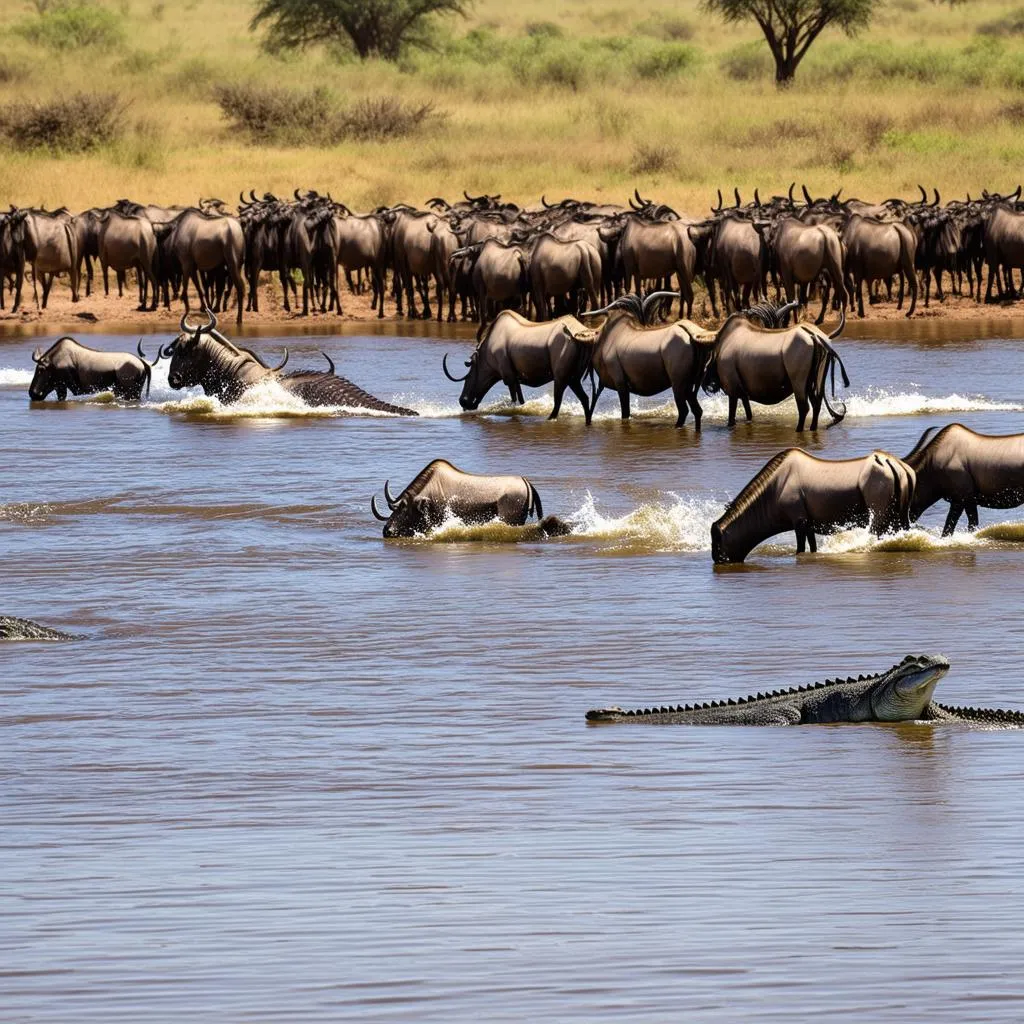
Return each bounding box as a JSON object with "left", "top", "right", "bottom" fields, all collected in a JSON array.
[{"left": 4, "top": 320, "right": 1024, "bottom": 1021}]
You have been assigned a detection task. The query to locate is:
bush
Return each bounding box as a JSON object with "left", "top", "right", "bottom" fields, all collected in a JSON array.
[
  {"left": 720, "top": 43, "right": 772, "bottom": 81},
  {"left": 631, "top": 143, "right": 678, "bottom": 175},
  {"left": 978, "top": 8, "right": 1024, "bottom": 35},
  {"left": 340, "top": 97, "right": 441, "bottom": 141},
  {"left": 0, "top": 53, "right": 31, "bottom": 84},
  {"left": 0, "top": 92, "right": 125, "bottom": 152},
  {"left": 216, "top": 83, "right": 441, "bottom": 146},
  {"left": 632, "top": 42, "right": 700, "bottom": 80},
  {"left": 638, "top": 16, "right": 695, "bottom": 41},
  {"left": 216, "top": 83, "right": 336, "bottom": 145},
  {"left": 14, "top": 3, "right": 124, "bottom": 52}
]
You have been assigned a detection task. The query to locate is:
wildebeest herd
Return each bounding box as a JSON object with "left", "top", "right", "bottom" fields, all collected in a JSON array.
[
  {"left": 5, "top": 184, "right": 1024, "bottom": 327},
  {"left": 24, "top": 287, "right": 1024, "bottom": 562}
]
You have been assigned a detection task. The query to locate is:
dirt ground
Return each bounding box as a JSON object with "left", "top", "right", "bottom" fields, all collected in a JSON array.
[{"left": 3, "top": 276, "right": 1024, "bottom": 338}]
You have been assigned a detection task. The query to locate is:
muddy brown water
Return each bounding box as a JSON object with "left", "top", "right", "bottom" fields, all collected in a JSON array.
[{"left": 3, "top": 321, "right": 1024, "bottom": 1021}]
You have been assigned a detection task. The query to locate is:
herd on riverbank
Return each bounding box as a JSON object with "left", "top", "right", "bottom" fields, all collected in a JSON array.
[{"left": 4, "top": 184, "right": 1024, "bottom": 328}]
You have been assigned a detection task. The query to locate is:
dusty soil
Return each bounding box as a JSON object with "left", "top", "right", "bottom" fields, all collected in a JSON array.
[{"left": 3, "top": 277, "right": 1024, "bottom": 337}]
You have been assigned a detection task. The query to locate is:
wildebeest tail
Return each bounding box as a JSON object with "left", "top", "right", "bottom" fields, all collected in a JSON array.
[
  {"left": 701, "top": 350, "right": 722, "bottom": 395},
  {"left": 808, "top": 331, "right": 849, "bottom": 425},
  {"left": 527, "top": 479, "right": 543, "bottom": 521}
]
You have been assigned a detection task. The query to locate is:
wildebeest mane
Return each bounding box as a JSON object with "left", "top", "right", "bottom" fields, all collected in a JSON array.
[
  {"left": 904, "top": 423, "right": 955, "bottom": 469},
  {"left": 718, "top": 449, "right": 792, "bottom": 525}
]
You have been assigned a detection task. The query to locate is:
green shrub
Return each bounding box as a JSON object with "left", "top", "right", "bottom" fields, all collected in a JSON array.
[
  {"left": 0, "top": 92, "right": 125, "bottom": 152},
  {"left": 638, "top": 16, "right": 695, "bottom": 41},
  {"left": 978, "top": 8, "right": 1024, "bottom": 35},
  {"left": 14, "top": 3, "right": 124, "bottom": 52},
  {"left": 631, "top": 142, "right": 678, "bottom": 175},
  {"left": 216, "top": 84, "right": 441, "bottom": 145},
  {"left": 720, "top": 43, "right": 772, "bottom": 81},
  {"left": 632, "top": 41, "right": 699, "bottom": 80}
]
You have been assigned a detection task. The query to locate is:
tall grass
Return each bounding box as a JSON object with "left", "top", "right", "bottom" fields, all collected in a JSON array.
[{"left": 1, "top": 0, "right": 1024, "bottom": 209}]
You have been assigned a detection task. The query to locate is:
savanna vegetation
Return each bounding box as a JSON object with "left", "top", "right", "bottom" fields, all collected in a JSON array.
[{"left": 1, "top": 0, "right": 1024, "bottom": 213}]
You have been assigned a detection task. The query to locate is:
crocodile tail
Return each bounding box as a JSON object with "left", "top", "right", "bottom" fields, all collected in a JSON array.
[{"left": 931, "top": 702, "right": 1024, "bottom": 727}]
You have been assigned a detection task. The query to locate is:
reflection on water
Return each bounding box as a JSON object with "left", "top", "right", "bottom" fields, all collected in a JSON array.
[{"left": 3, "top": 327, "right": 1024, "bottom": 1022}]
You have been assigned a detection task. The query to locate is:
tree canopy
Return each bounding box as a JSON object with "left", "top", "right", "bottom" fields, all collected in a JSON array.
[
  {"left": 702, "top": 0, "right": 877, "bottom": 84},
  {"left": 250, "top": 0, "right": 470, "bottom": 61}
]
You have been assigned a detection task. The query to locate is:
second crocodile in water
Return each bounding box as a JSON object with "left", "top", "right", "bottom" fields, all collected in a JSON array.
[{"left": 586, "top": 655, "right": 1024, "bottom": 727}]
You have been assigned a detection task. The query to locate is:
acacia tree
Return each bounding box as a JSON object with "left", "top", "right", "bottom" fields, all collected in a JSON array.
[
  {"left": 251, "top": 0, "right": 469, "bottom": 61},
  {"left": 703, "top": 0, "right": 877, "bottom": 84}
]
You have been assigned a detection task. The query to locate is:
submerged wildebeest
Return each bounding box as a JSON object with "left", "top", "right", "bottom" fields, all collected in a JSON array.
[
  {"left": 905, "top": 423, "right": 1024, "bottom": 534},
  {"left": 442, "top": 310, "right": 596, "bottom": 422},
  {"left": 711, "top": 448, "right": 916, "bottom": 564},
  {"left": 28, "top": 336, "right": 158, "bottom": 402},
  {"left": 703, "top": 304, "right": 849, "bottom": 431},
  {"left": 370, "top": 459, "right": 568, "bottom": 538},
  {"left": 163, "top": 308, "right": 417, "bottom": 414},
  {"left": 580, "top": 292, "right": 718, "bottom": 428}
]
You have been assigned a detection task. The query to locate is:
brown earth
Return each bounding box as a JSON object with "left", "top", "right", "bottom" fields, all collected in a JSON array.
[{"left": 3, "top": 277, "right": 1024, "bottom": 339}]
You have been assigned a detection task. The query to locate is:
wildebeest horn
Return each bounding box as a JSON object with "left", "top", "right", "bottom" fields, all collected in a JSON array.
[
  {"left": 137, "top": 339, "right": 159, "bottom": 365},
  {"left": 250, "top": 190, "right": 259, "bottom": 202},
  {"left": 180, "top": 309, "right": 213, "bottom": 334},
  {"left": 641, "top": 290, "right": 677, "bottom": 321},
  {"left": 442, "top": 352, "right": 469, "bottom": 382},
  {"left": 294, "top": 188, "right": 303, "bottom": 200},
  {"left": 384, "top": 480, "right": 398, "bottom": 509},
  {"left": 1014, "top": 185, "right": 1022, "bottom": 201},
  {"left": 754, "top": 188, "right": 761, "bottom": 208},
  {"left": 777, "top": 300, "right": 800, "bottom": 321},
  {"left": 802, "top": 184, "right": 813, "bottom": 205},
  {"left": 271, "top": 348, "right": 289, "bottom": 372},
  {"left": 541, "top": 195, "right": 553, "bottom": 208},
  {"left": 370, "top": 495, "right": 389, "bottom": 522},
  {"left": 733, "top": 188, "right": 742, "bottom": 208},
  {"left": 634, "top": 189, "right": 647, "bottom": 205},
  {"left": 933, "top": 188, "right": 941, "bottom": 206},
  {"left": 31, "top": 347, "right": 42, "bottom": 362},
  {"left": 788, "top": 182, "right": 795, "bottom": 202},
  {"left": 713, "top": 188, "right": 723, "bottom": 213},
  {"left": 918, "top": 184, "right": 928, "bottom": 203},
  {"left": 321, "top": 351, "right": 335, "bottom": 374}
]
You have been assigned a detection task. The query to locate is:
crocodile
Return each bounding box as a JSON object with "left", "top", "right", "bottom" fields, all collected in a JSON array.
[
  {"left": 586, "top": 654, "right": 1024, "bottom": 727},
  {"left": 0, "top": 616, "right": 79, "bottom": 641}
]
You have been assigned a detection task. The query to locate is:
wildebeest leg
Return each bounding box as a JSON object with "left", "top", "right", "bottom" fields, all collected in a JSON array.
[
  {"left": 816, "top": 280, "right": 828, "bottom": 325},
  {"left": 405, "top": 271, "right": 420, "bottom": 319},
  {"left": 935, "top": 266, "right": 945, "bottom": 302},
  {"left": 728, "top": 395, "right": 738, "bottom": 426},
  {"left": 741, "top": 396, "right": 753, "bottom": 422},
  {"left": 965, "top": 500, "right": 980, "bottom": 531},
  {"left": 117, "top": 270, "right": 125, "bottom": 298},
  {"left": 569, "top": 379, "right": 592, "bottom": 425},
  {"left": 672, "top": 382, "right": 689, "bottom": 428},
  {"left": 796, "top": 524, "right": 806, "bottom": 553},
  {"left": 809, "top": 392, "right": 824, "bottom": 431},
  {"left": 806, "top": 526, "right": 817, "bottom": 553},
  {"left": 857, "top": 277, "right": 866, "bottom": 318},
  {"left": 618, "top": 388, "right": 630, "bottom": 420},
  {"left": 942, "top": 501, "right": 963, "bottom": 537},
  {"left": 41, "top": 273, "right": 52, "bottom": 310},
  {"left": 687, "top": 393, "right": 702, "bottom": 432},
  {"left": 550, "top": 382, "right": 567, "bottom": 420},
  {"left": 796, "top": 394, "right": 809, "bottom": 432}
]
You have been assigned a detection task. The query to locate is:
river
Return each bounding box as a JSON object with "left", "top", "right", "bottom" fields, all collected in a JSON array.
[{"left": 2, "top": 321, "right": 1024, "bottom": 1021}]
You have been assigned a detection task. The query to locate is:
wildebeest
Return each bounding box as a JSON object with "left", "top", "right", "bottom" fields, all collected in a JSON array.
[
  {"left": 370, "top": 459, "right": 545, "bottom": 537},
  {"left": 167, "top": 209, "right": 246, "bottom": 324},
  {"left": 904, "top": 423, "right": 1024, "bottom": 534},
  {"left": 442, "top": 310, "right": 595, "bottom": 421},
  {"left": 0, "top": 207, "right": 27, "bottom": 311},
  {"left": 29, "top": 336, "right": 157, "bottom": 402},
  {"left": 982, "top": 197, "right": 1024, "bottom": 302},
  {"left": 163, "top": 308, "right": 417, "bottom": 414},
  {"left": 703, "top": 305, "right": 849, "bottom": 431},
  {"left": 711, "top": 449, "right": 916, "bottom": 563},
  {"left": 843, "top": 213, "right": 918, "bottom": 318},
  {"left": 764, "top": 216, "right": 847, "bottom": 324},
  {"left": 582, "top": 293, "right": 717, "bottom": 428},
  {"left": 23, "top": 209, "right": 80, "bottom": 309},
  {"left": 453, "top": 238, "right": 528, "bottom": 328},
  {"left": 97, "top": 210, "right": 160, "bottom": 311}
]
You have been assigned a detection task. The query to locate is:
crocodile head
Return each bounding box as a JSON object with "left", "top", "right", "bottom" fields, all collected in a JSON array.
[{"left": 869, "top": 654, "right": 950, "bottom": 721}]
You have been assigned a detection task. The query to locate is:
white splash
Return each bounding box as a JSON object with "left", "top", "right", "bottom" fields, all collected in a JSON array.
[{"left": 0, "top": 368, "right": 33, "bottom": 386}]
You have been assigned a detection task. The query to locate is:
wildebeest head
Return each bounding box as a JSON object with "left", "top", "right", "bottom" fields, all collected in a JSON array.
[
  {"left": 28, "top": 342, "right": 65, "bottom": 401},
  {"left": 442, "top": 347, "right": 492, "bottom": 411},
  {"left": 163, "top": 309, "right": 220, "bottom": 389},
  {"left": 370, "top": 480, "right": 433, "bottom": 538}
]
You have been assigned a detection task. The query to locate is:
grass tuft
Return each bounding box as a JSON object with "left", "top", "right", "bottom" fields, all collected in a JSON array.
[{"left": 14, "top": 2, "right": 124, "bottom": 52}]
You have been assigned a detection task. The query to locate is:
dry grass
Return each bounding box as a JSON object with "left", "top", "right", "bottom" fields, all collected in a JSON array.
[{"left": 1, "top": 0, "right": 1024, "bottom": 211}]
